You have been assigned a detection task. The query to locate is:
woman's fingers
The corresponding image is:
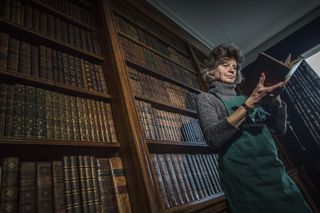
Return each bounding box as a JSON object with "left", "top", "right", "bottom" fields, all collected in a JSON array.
[
  {"left": 258, "top": 72, "right": 266, "bottom": 85},
  {"left": 266, "top": 81, "right": 286, "bottom": 93}
]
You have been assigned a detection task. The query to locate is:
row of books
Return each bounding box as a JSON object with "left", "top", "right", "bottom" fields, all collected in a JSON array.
[
  {"left": 111, "top": 0, "right": 189, "bottom": 55},
  {"left": 119, "top": 35, "right": 200, "bottom": 90},
  {"left": 135, "top": 100, "right": 205, "bottom": 143},
  {"left": 0, "top": 0, "right": 100, "bottom": 55},
  {"left": 127, "top": 66, "right": 198, "bottom": 111},
  {"left": 150, "top": 153, "right": 222, "bottom": 209},
  {"left": 0, "top": 33, "right": 107, "bottom": 93},
  {"left": 114, "top": 15, "right": 194, "bottom": 71},
  {"left": 0, "top": 83, "right": 118, "bottom": 142},
  {"left": 286, "top": 62, "right": 320, "bottom": 141},
  {"left": 0, "top": 155, "right": 132, "bottom": 213},
  {"left": 36, "top": 0, "right": 95, "bottom": 26}
]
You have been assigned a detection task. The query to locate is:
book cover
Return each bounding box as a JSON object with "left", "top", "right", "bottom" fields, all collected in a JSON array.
[{"left": 243, "top": 52, "right": 303, "bottom": 96}]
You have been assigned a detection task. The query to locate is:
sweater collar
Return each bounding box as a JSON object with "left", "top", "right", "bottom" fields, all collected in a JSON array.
[{"left": 208, "top": 81, "right": 237, "bottom": 96}]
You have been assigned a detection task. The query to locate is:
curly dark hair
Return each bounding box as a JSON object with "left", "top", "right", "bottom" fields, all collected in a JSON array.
[{"left": 202, "top": 44, "right": 245, "bottom": 84}]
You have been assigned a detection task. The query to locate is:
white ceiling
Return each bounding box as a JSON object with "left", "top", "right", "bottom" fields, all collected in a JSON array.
[{"left": 147, "top": 0, "right": 320, "bottom": 65}]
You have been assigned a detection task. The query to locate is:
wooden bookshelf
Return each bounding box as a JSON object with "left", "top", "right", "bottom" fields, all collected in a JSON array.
[
  {"left": 126, "top": 60, "right": 202, "bottom": 93},
  {"left": 112, "top": 9, "right": 190, "bottom": 58},
  {"left": 0, "top": 18, "right": 104, "bottom": 63},
  {"left": 0, "top": 0, "right": 230, "bottom": 212},
  {"left": 118, "top": 31, "right": 197, "bottom": 74},
  {"left": 0, "top": 69, "right": 111, "bottom": 101},
  {"left": 30, "top": 0, "right": 98, "bottom": 32}
]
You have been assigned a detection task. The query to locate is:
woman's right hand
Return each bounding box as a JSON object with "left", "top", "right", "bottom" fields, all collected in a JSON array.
[{"left": 245, "top": 73, "right": 286, "bottom": 108}]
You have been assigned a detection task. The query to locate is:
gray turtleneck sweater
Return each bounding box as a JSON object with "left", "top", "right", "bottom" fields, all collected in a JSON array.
[{"left": 196, "top": 81, "right": 287, "bottom": 152}]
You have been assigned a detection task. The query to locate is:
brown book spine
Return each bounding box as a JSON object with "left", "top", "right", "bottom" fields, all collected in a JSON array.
[
  {"left": 52, "top": 161, "right": 66, "bottom": 213},
  {"left": 0, "top": 83, "right": 8, "bottom": 136},
  {"left": 52, "top": 49, "right": 59, "bottom": 83},
  {"left": 19, "top": 162, "right": 36, "bottom": 213},
  {"left": 68, "top": 55, "right": 77, "bottom": 87},
  {"left": 96, "top": 158, "right": 117, "bottom": 213},
  {"left": 32, "top": 7, "right": 40, "bottom": 33},
  {"left": 86, "top": 99, "right": 97, "bottom": 142},
  {"left": 24, "top": 86, "right": 36, "bottom": 138},
  {"left": 24, "top": 4, "right": 32, "bottom": 29},
  {"left": 65, "top": 95, "right": 74, "bottom": 141},
  {"left": 62, "top": 53, "right": 70, "bottom": 85},
  {"left": 52, "top": 92, "right": 61, "bottom": 140},
  {"left": 83, "top": 156, "right": 96, "bottom": 213},
  {"left": 31, "top": 45, "right": 39, "bottom": 77},
  {"left": 106, "top": 104, "right": 118, "bottom": 142},
  {"left": 0, "top": 33, "right": 9, "bottom": 70},
  {"left": 7, "top": 38, "right": 19, "bottom": 72},
  {"left": 36, "top": 162, "right": 53, "bottom": 213},
  {"left": 18, "top": 41, "right": 31, "bottom": 75},
  {"left": 74, "top": 57, "right": 84, "bottom": 88},
  {"left": 96, "top": 101, "right": 107, "bottom": 142},
  {"left": 69, "top": 156, "right": 82, "bottom": 213},
  {"left": 77, "top": 156, "right": 89, "bottom": 213},
  {"left": 39, "top": 46, "right": 47, "bottom": 78},
  {"left": 39, "top": 11, "right": 48, "bottom": 35},
  {"left": 70, "top": 96, "right": 80, "bottom": 141},
  {"left": 0, "top": 157, "right": 19, "bottom": 213},
  {"left": 63, "top": 156, "right": 74, "bottom": 213},
  {"left": 89, "top": 156, "right": 102, "bottom": 213},
  {"left": 109, "top": 157, "right": 132, "bottom": 213},
  {"left": 0, "top": 0, "right": 11, "bottom": 19},
  {"left": 35, "top": 88, "right": 45, "bottom": 138},
  {"left": 76, "top": 97, "right": 87, "bottom": 142},
  {"left": 13, "top": 84, "right": 25, "bottom": 137},
  {"left": 45, "top": 90, "right": 54, "bottom": 139}
]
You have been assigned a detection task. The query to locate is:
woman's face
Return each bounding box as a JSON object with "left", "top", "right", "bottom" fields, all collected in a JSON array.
[{"left": 213, "top": 58, "right": 238, "bottom": 84}]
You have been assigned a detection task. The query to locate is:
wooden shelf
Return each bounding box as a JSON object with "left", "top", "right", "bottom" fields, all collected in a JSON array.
[
  {"left": 0, "top": 18, "right": 104, "bottom": 63},
  {"left": 0, "top": 137, "right": 120, "bottom": 148},
  {"left": 112, "top": 9, "right": 190, "bottom": 58},
  {"left": 0, "top": 69, "right": 111, "bottom": 102},
  {"left": 118, "top": 32, "right": 197, "bottom": 74},
  {"left": 0, "top": 138, "right": 120, "bottom": 161},
  {"left": 147, "top": 140, "right": 214, "bottom": 154},
  {"left": 30, "top": 0, "right": 97, "bottom": 32},
  {"left": 164, "top": 193, "right": 227, "bottom": 213},
  {"left": 135, "top": 95, "right": 197, "bottom": 117},
  {"left": 126, "top": 60, "right": 202, "bottom": 94}
]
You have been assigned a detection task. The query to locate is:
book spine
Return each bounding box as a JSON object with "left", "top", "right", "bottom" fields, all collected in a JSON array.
[
  {"left": 35, "top": 88, "right": 46, "bottom": 139},
  {"left": 69, "top": 156, "right": 82, "bottom": 213},
  {"left": 83, "top": 156, "right": 96, "bottom": 213},
  {"left": 109, "top": 157, "right": 132, "bottom": 213},
  {"left": 78, "top": 156, "right": 89, "bottom": 213},
  {"left": 89, "top": 156, "right": 101, "bottom": 213},
  {"left": 52, "top": 161, "right": 66, "bottom": 213},
  {"left": 96, "top": 158, "right": 117, "bottom": 213},
  {"left": 19, "top": 162, "right": 36, "bottom": 213},
  {"left": 0, "top": 33, "right": 9, "bottom": 70},
  {"left": 13, "top": 84, "right": 25, "bottom": 137},
  {"left": 0, "top": 157, "right": 19, "bottom": 213},
  {"left": 24, "top": 86, "right": 36, "bottom": 138},
  {"left": 63, "top": 156, "right": 74, "bottom": 213},
  {"left": 150, "top": 154, "right": 170, "bottom": 209},
  {"left": 36, "top": 162, "right": 54, "bottom": 213},
  {"left": 156, "top": 154, "right": 177, "bottom": 207},
  {"left": 0, "top": 83, "right": 8, "bottom": 136},
  {"left": 7, "top": 38, "right": 19, "bottom": 72}
]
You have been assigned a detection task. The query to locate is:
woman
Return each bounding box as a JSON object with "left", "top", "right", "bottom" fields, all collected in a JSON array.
[{"left": 197, "top": 44, "right": 312, "bottom": 213}]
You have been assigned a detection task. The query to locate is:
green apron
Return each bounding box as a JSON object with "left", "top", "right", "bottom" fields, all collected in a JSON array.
[{"left": 217, "top": 95, "right": 312, "bottom": 213}]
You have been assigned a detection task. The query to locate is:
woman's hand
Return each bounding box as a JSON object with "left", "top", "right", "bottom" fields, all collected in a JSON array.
[{"left": 245, "top": 73, "right": 286, "bottom": 108}]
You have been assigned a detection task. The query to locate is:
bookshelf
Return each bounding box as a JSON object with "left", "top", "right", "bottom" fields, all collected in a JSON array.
[
  {"left": 106, "top": 0, "right": 227, "bottom": 212},
  {"left": 0, "top": 0, "right": 230, "bottom": 212},
  {"left": 0, "top": 0, "right": 133, "bottom": 212}
]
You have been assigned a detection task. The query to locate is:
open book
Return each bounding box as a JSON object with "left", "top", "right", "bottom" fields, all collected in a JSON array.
[{"left": 242, "top": 52, "right": 304, "bottom": 96}]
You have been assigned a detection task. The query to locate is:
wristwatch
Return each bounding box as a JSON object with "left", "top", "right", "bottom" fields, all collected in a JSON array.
[{"left": 241, "top": 102, "right": 254, "bottom": 115}]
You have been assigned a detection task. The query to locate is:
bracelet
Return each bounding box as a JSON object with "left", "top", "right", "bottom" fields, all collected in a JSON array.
[{"left": 241, "top": 102, "right": 254, "bottom": 115}]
